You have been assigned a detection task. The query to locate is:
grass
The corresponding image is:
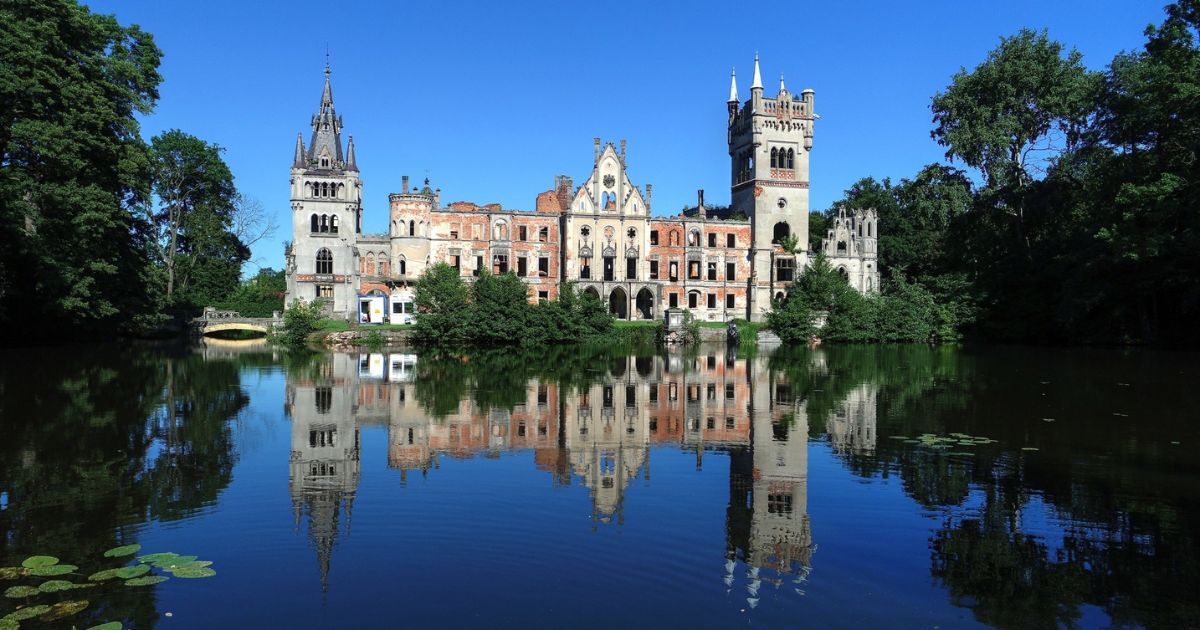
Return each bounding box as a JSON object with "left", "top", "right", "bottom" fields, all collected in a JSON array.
[{"left": 614, "top": 320, "right": 661, "bottom": 328}]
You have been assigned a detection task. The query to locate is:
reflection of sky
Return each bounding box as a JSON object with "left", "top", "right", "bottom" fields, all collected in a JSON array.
[{"left": 122, "top": 365, "right": 995, "bottom": 629}]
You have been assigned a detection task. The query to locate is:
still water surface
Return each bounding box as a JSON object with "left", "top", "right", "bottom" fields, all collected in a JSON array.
[{"left": 1, "top": 341, "right": 1197, "bottom": 629}]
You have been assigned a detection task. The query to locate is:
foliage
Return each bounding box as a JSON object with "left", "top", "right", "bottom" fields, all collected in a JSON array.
[
  {"left": 216, "top": 268, "right": 285, "bottom": 318},
  {"left": 277, "top": 299, "right": 324, "bottom": 347},
  {"left": 0, "top": 0, "right": 163, "bottom": 342},
  {"left": 778, "top": 233, "right": 801, "bottom": 254},
  {"left": 147, "top": 129, "right": 246, "bottom": 311},
  {"left": 412, "top": 267, "right": 614, "bottom": 347},
  {"left": 769, "top": 255, "right": 971, "bottom": 343}
]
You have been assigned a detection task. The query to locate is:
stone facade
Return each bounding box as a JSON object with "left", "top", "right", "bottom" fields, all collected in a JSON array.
[{"left": 285, "top": 58, "right": 878, "bottom": 323}]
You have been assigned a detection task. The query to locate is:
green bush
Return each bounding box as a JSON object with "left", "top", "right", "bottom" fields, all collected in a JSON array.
[
  {"left": 411, "top": 268, "right": 615, "bottom": 347},
  {"left": 277, "top": 299, "right": 323, "bottom": 347}
]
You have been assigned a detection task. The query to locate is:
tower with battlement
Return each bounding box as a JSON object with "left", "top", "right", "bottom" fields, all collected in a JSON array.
[{"left": 728, "top": 55, "right": 817, "bottom": 319}]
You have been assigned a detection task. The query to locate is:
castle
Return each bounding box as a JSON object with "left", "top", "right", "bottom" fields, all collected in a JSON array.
[{"left": 284, "top": 57, "right": 879, "bottom": 323}]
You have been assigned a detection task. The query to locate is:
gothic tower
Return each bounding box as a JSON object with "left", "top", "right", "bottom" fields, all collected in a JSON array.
[
  {"left": 728, "top": 55, "right": 816, "bottom": 320},
  {"left": 285, "top": 64, "right": 364, "bottom": 317}
]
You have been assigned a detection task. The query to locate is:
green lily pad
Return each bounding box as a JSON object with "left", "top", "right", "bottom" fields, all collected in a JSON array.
[
  {"left": 103, "top": 544, "right": 142, "bottom": 558},
  {"left": 0, "top": 617, "right": 18, "bottom": 630},
  {"left": 88, "top": 568, "right": 122, "bottom": 582},
  {"left": 87, "top": 623, "right": 123, "bottom": 630},
  {"left": 153, "top": 555, "right": 197, "bottom": 569},
  {"left": 4, "top": 585, "right": 39, "bottom": 598},
  {"left": 2, "top": 604, "right": 51, "bottom": 621},
  {"left": 947, "top": 451, "right": 976, "bottom": 456},
  {"left": 1021, "top": 447, "right": 1039, "bottom": 451},
  {"left": 20, "top": 556, "right": 58, "bottom": 569},
  {"left": 956, "top": 441, "right": 976, "bottom": 446},
  {"left": 0, "top": 567, "right": 29, "bottom": 580},
  {"left": 38, "top": 580, "right": 76, "bottom": 593},
  {"left": 888, "top": 435, "right": 908, "bottom": 440},
  {"left": 928, "top": 444, "right": 952, "bottom": 450},
  {"left": 137, "top": 552, "right": 178, "bottom": 564},
  {"left": 169, "top": 566, "right": 216, "bottom": 579},
  {"left": 114, "top": 565, "right": 150, "bottom": 580},
  {"left": 38, "top": 599, "right": 89, "bottom": 621},
  {"left": 167, "top": 560, "right": 212, "bottom": 572},
  {"left": 124, "top": 575, "right": 169, "bottom": 587},
  {"left": 29, "top": 564, "right": 76, "bottom": 577}
]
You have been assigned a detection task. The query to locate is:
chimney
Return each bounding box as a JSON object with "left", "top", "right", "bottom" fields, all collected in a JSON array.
[
  {"left": 620, "top": 139, "right": 626, "bottom": 163},
  {"left": 697, "top": 189, "right": 705, "bottom": 214},
  {"left": 402, "top": 175, "right": 409, "bottom": 194},
  {"left": 646, "top": 184, "right": 652, "bottom": 210}
]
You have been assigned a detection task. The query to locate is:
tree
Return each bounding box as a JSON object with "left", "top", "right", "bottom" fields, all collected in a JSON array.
[
  {"left": 468, "top": 270, "right": 532, "bottom": 346},
  {"left": 218, "top": 268, "right": 285, "bottom": 318},
  {"left": 931, "top": 29, "right": 1098, "bottom": 251},
  {"left": 147, "top": 130, "right": 246, "bottom": 309},
  {"left": 0, "top": 0, "right": 162, "bottom": 341},
  {"left": 413, "top": 263, "right": 471, "bottom": 345}
]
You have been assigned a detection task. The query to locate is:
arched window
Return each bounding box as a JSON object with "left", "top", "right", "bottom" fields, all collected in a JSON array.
[
  {"left": 786, "top": 149, "right": 795, "bottom": 169},
  {"left": 330, "top": 214, "right": 339, "bottom": 234},
  {"left": 398, "top": 257, "right": 406, "bottom": 276},
  {"left": 409, "top": 220, "right": 415, "bottom": 236},
  {"left": 315, "top": 248, "right": 333, "bottom": 274},
  {"left": 837, "top": 241, "right": 847, "bottom": 254},
  {"left": 770, "top": 148, "right": 778, "bottom": 168},
  {"left": 321, "top": 157, "right": 329, "bottom": 168},
  {"left": 772, "top": 222, "right": 790, "bottom": 243},
  {"left": 320, "top": 214, "right": 329, "bottom": 233},
  {"left": 310, "top": 214, "right": 319, "bottom": 232},
  {"left": 365, "top": 253, "right": 375, "bottom": 275},
  {"left": 379, "top": 255, "right": 390, "bottom": 276},
  {"left": 868, "top": 222, "right": 873, "bottom": 237}
]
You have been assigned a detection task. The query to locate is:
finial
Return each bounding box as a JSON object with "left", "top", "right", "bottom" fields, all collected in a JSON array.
[
  {"left": 780, "top": 73, "right": 786, "bottom": 93},
  {"left": 324, "top": 45, "right": 331, "bottom": 76},
  {"left": 751, "top": 53, "right": 763, "bottom": 90},
  {"left": 728, "top": 67, "right": 739, "bottom": 103}
]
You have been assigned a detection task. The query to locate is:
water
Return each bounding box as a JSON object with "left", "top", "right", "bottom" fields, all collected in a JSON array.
[{"left": 1, "top": 341, "right": 1197, "bottom": 629}]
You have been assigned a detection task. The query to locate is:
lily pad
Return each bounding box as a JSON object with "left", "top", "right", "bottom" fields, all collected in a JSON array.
[
  {"left": 20, "top": 556, "right": 58, "bottom": 569},
  {"left": 38, "top": 599, "right": 89, "bottom": 621},
  {"left": 87, "top": 623, "right": 123, "bottom": 630},
  {"left": 38, "top": 580, "right": 77, "bottom": 593},
  {"left": 170, "top": 566, "right": 216, "bottom": 579},
  {"left": 167, "top": 560, "right": 212, "bottom": 572},
  {"left": 0, "top": 567, "right": 28, "bottom": 580},
  {"left": 29, "top": 564, "right": 77, "bottom": 577},
  {"left": 888, "top": 435, "right": 908, "bottom": 440},
  {"left": 4, "top": 585, "right": 39, "bottom": 598},
  {"left": 114, "top": 565, "right": 150, "bottom": 580},
  {"left": 153, "top": 555, "right": 197, "bottom": 569},
  {"left": 88, "top": 568, "right": 122, "bottom": 582},
  {"left": 0, "top": 617, "right": 18, "bottom": 630},
  {"left": 103, "top": 544, "right": 142, "bottom": 558},
  {"left": 124, "top": 575, "right": 169, "bottom": 587},
  {"left": 947, "top": 451, "right": 976, "bottom": 456},
  {"left": 137, "top": 552, "right": 178, "bottom": 565},
  {"left": 1021, "top": 447, "right": 1039, "bottom": 451},
  {"left": 2, "top": 604, "right": 51, "bottom": 621}
]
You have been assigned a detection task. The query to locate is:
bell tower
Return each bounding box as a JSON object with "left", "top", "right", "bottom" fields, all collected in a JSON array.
[
  {"left": 285, "top": 63, "right": 364, "bottom": 317},
  {"left": 727, "top": 55, "right": 816, "bottom": 320}
]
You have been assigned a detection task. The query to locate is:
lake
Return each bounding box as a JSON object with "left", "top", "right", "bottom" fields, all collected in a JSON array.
[{"left": 1, "top": 341, "right": 1197, "bottom": 629}]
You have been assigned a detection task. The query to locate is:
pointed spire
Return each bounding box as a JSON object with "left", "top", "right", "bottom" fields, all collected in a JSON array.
[
  {"left": 728, "top": 68, "right": 739, "bottom": 103},
  {"left": 293, "top": 133, "right": 305, "bottom": 168},
  {"left": 320, "top": 63, "right": 334, "bottom": 108},
  {"left": 345, "top": 135, "right": 357, "bottom": 171},
  {"left": 780, "top": 73, "right": 787, "bottom": 93},
  {"left": 751, "top": 53, "right": 763, "bottom": 90}
]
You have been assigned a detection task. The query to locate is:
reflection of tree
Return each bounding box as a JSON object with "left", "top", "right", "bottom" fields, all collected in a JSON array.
[
  {"left": 768, "top": 344, "right": 1200, "bottom": 627},
  {"left": 0, "top": 346, "right": 247, "bottom": 627}
]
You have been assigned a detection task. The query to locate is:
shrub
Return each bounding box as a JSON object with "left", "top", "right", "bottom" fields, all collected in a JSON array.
[{"left": 277, "top": 299, "right": 323, "bottom": 347}]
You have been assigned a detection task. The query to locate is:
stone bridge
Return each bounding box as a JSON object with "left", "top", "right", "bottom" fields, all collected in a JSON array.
[{"left": 191, "top": 307, "right": 282, "bottom": 337}]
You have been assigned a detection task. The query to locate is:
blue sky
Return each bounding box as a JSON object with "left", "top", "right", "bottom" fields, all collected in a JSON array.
[{"left": 87, "top": 0, "right": 1167, "bottom": 273}]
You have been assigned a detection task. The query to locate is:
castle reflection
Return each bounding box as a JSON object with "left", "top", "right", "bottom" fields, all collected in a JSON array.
[{"left": 284, "top": 346, "right": 878, "bottom": 602}]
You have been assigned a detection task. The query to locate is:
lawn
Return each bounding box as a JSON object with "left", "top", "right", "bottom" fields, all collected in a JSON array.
[{"left": 315, "top": 319, "right": 413, "bottom": 332}]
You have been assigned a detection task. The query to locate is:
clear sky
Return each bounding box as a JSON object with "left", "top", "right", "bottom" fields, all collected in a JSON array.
[{"left": 87, "top": 0, "right": 1167, "bottom": 273}]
